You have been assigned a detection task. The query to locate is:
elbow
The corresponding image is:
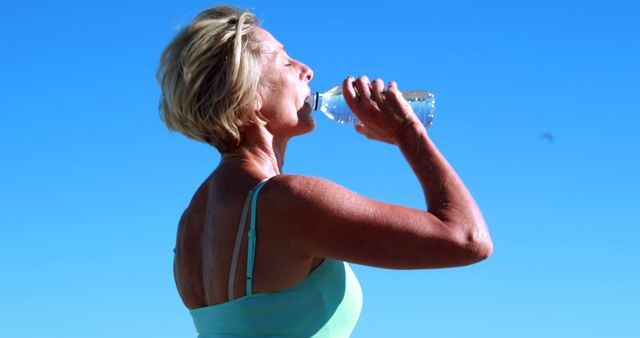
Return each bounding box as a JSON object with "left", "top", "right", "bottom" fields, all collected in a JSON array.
[
  {"left": 467, "top": 231, "right": 493, "bottom": 263},
  {"left": 475, "top": 239, "right": 494, "bottom": 261},
  {"left": 456, "top": 224, "right": 494, "bottom": 265},
  {"left": 456, "top": 239, "right": 492, "bottom": 266},
  {"left": 432, "top": 218, "right": 494, "bottom": 268}
]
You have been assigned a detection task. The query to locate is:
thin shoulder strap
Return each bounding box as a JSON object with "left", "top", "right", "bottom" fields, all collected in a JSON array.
[
  {"left": 246, "top": 178, "right": 271, "bottom": 295},
  {"left": 227, "top": 189, "right": 255, "bottom": 301},
  {"left": 227, "top": 177, "right": 272, "bottom": 301}
]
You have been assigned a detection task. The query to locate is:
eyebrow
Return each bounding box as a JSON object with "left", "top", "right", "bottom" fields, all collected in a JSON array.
[{"left": 257, "top": 44, "right": 286, "bottom": 55}]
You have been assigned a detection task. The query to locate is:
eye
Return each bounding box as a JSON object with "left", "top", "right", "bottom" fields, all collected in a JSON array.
[{"left": 284, "top": 63, "right": 293, "bottom": 67}]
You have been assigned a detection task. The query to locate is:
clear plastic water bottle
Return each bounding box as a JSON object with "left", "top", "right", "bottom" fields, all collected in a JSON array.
[{"left": 306, "top": 85, "right": 435, "bottom": 127}]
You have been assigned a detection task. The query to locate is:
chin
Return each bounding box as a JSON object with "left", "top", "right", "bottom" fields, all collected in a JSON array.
[
  {"left": 304, "top": 117, "right": 316, "bottom": 133},
  {"left": 292, "top": 116, "right": 315, "bottom": 136},
  {"left": 295, "top": 107, "right": 316, "bottom": 134}
]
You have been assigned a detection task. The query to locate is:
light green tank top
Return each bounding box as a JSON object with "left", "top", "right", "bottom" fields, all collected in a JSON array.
[{"left": 188, "top": 177, "right": 363, "bottom": 337}]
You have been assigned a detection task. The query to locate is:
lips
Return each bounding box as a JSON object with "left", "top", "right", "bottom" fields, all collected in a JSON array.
[
  {"left": 302, "top": 90, "right": 311, "bottom": 107},
  {"left": 301, "top": 99, "right": 313, "bottom": 113}
]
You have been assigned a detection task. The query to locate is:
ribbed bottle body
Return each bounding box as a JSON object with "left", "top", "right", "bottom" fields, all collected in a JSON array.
[{"left": 308, "top": 85, "right": 435, "bottom": 127}]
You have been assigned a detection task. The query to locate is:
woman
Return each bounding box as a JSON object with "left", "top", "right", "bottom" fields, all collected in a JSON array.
[{"left": 158, "top": 5, "right": 493, "bottom": 338}]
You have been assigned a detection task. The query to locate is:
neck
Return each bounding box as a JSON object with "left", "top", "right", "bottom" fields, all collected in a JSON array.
[{"left": 221, "top": 123, "right": 290, "bottom": 177}]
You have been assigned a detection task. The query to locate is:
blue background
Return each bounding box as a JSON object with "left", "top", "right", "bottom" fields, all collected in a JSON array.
[{"left": 1, "top": 0, "right": 639, "bottom": 337}]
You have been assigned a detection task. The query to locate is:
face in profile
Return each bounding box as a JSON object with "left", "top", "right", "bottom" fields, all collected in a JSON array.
[{"left": 253, "top": 28, "right": 315, "bottom": 137}]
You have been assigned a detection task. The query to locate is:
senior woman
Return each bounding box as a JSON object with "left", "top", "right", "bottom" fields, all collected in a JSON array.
[{"left": 158, "top": 5, "right": 493, "bottom": 338}]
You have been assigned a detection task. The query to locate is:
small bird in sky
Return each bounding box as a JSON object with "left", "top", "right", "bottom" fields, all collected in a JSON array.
[{"left": 541, "top": 132, "right": 554, "bottom": 143}]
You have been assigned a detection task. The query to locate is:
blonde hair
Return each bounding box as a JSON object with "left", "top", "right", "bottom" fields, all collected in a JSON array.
[{"left": 157, "top": 5, "right": 266, "bottom": 152}]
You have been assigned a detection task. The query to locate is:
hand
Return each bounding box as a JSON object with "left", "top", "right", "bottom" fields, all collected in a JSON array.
[{"left": 342, "top": 76, "right": 422, "bottom": 145}]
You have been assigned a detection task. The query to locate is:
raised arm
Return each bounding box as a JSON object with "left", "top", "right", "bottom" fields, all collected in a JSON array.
[{"left": 264, "top": 76, "right": 492, "bottom": 269}]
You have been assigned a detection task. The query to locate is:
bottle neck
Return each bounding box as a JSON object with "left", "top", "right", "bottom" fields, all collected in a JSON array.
[{"left": 312, "top": 92, "right": 320, "bottom": 111}]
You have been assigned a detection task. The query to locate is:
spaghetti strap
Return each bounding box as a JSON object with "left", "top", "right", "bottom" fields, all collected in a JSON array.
[
  {"left": 227, "top": 189, "right": 255, "bottom": 301},
  {"left": 246, "top": 177, "right": 272, "bottom": 295},
  {"left": 227, "top": 177, "right": 273, "bottom": 301}
]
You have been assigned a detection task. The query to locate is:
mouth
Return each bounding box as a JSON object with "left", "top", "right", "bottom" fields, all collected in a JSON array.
[
  {"left": 304, "top": 90, "right": 317, "bottom": 110},
  {"left": 302, "top": 91, "right": 311, "bottom": 107}
]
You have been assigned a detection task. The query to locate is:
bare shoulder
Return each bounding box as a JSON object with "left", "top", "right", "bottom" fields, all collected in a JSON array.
[
  {"left": 263, "top": 174, "right": 354, "bottom": 204},
  {"left": 260, "top": 174, "right": 489, "bottom": 270},
  {"left": 262, "top": 174, "right": 377, "bottom": 221}
]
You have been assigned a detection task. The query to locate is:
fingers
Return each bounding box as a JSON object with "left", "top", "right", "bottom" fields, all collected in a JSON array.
[
  {"left": 388, "top": 81, "right": 398, "bottom": 91},
  {"left": 370, "top": 78, "right": 384, "bottom": 103},
  {"left": 343, "top": 75, "right": 377, "bottom": 119},
  {"left": 342, "top": 76, "right": 358, "bottom": 113},
  {"left": 353, "top": 76, "right": 372, "bottom": 106},
  {"left": 384, "top": 81, "right": 409, "bottom": 116},
  {"left": 346, "top": 76, "right": 414, "bottom": 145},
  {"left": 354, "top": 123, "right": 374, "bottom": 140},
  {"left": 343, "top": 75, "right": 408, "bottom": 125}
]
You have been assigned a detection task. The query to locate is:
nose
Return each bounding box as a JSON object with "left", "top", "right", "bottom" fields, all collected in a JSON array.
[{"left": 301, "top": 63, "right": 313, "bottom": 83}]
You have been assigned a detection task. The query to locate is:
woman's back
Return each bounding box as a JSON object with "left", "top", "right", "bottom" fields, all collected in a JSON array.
[
  {"left": 173, "top": 167, "right": 328, "bottom": 309},
  {"left": 174, "top": 169, "right": 363, "bottom": 337}
]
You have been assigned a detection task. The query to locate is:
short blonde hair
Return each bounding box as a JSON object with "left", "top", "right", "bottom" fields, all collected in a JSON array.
[{"left": 157, "top": 5, "right": 266, "bottom": 152}]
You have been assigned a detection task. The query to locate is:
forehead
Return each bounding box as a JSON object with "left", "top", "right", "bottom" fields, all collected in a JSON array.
[{"left": 252, "top": 27, "right": 285, "bottom": 53}]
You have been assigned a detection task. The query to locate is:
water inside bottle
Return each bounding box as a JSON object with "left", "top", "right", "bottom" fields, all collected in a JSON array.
[
  {"left": 402, "top": 91, "right": 435, "bottom": 127},
  {"left": 319, "top": 86, "right": 357, "bottom": 124},
  {"left": 307, "top": 85, "right": 435, "bottom": 126}
]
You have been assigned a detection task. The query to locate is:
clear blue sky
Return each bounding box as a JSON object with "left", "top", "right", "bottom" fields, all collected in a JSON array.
[{"left": 1, "top": 0, "right": 639, "bottom": 337}]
